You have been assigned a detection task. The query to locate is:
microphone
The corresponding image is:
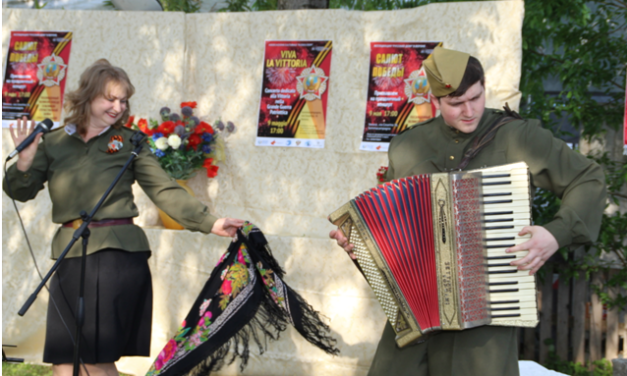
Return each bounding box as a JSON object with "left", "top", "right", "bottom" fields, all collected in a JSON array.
[{"left": 7, "top": 118, "right": 53, "bottom": 161}]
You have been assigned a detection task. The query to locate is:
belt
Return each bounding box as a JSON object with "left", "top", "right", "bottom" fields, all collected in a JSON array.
[{"left": 62, "top": 218, "right": 133, "bottom": 230}]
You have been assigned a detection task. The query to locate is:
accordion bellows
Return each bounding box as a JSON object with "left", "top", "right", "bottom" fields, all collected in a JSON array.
[{"left": 329, "top": 162, "right": 538, "bottom": 348}]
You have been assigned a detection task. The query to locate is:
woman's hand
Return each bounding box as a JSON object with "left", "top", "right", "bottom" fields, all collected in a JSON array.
[
  {"left": 9, "top": 116, "right": 42, "bottom": 172},
  {"left": 329, "top": 229, "right": 356, "bottom": 260},
  {"left": 211, "top": 218, "right": 245, "bottom": 237},
  {"left": 508, "top": 225, "right": 559, "bottom": 275}
]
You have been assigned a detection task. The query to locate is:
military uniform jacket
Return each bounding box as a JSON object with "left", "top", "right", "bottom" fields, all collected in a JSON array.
[
  {"left": 387, "top": 108, "right": 606, "bottom": 248},
  {"left": 3, "top": 125, "right": 218, "bottom": 259}
]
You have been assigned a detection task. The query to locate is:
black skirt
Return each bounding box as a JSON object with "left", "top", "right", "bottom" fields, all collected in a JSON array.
[{"left": 43, "top": 249, "right": 153, "bottom": 364}]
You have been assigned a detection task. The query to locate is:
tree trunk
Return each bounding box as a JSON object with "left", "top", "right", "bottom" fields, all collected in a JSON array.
[{"left": 277, "top": 0, "right": 329, "bottom": 9}]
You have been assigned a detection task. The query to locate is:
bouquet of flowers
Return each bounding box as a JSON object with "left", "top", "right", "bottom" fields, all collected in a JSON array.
[{"left": 126, "top": 102, "right": 235, "bottom": 180}]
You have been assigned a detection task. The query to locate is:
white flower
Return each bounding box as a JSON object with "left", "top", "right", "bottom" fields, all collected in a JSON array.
[
  {"left": 168, "top": 134, "right": 182, "bottom": 149},
  {"left": 155, "top": 137, "right": 169, "bottom": 150}
]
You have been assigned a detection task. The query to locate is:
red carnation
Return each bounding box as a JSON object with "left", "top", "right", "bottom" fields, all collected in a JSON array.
[
  {"left": 188, "top": 134, "right": 202, "bottom": 150},
  {"left": 124, "top": 115, "right": 135, "bottom": 128},
  {"left": 158, "top": 120, "right": 176, "bottom": 135},
  {"left": 137, "top": 118, "right": 154, "bottom": 136},
  {"left": 202, "top": 158, "right": 214, "bottom": 168},
  {"left": 180, "top": 101, "right": 197, "bottom": 109},
  {"left": 206, "top": 165, "right": 219, "bottom": 178},
  {"left": 195, "top": 121, "right": 214, "bottom": 135}
]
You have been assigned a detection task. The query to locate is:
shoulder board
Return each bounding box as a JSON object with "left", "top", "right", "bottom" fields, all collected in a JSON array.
[{"left": 397, "top": 117, "right": 437, "bottom": 136}]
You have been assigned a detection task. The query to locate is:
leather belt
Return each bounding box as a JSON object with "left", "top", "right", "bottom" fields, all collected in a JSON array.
[{"left": 62, "top": 218, "right": 133, "bottom": 230}]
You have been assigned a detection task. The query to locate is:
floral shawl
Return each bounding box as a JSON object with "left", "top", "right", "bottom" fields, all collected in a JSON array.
[{"left": 146, "top": 223, "right": 338, "bottom": 376}]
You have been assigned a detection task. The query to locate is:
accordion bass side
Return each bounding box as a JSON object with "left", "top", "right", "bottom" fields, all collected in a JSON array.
[{"left": 329, "top": 162, "right": 539, "bottom": 348}]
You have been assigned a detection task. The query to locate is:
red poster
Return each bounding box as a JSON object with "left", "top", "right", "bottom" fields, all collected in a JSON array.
[
  {"left": 256, "top": 40, "right": 332, "bottom": 148},
  {"left": 2, "top": 31, "right": 73, "bottom": 128},
  {"left": 361, "top": 41, "right": 442, "bottom": 152}
]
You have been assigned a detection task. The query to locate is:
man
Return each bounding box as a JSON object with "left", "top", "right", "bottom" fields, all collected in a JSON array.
[{"left": 330, "top": 47, "right": 606, "bottom": 376}]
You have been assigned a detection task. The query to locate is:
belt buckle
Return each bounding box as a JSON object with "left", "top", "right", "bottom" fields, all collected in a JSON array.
[{"left": 72, "top": 219, "right": 83, "bottom": 229}]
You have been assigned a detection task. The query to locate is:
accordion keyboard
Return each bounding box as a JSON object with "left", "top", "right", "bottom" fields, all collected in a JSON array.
[{"left": 479, "top": 165, "right": 538, "bottom": 325}]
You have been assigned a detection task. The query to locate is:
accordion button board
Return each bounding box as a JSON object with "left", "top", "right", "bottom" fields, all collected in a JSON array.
[{"left": 329, "top": 162, "right": 539, "bottom": 348}]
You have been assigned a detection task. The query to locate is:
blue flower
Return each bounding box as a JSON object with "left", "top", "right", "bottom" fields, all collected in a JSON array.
[
  {"left": 202, "top": 145, "right": 212, "bottom": 154},
  {"left": 152, "top": 132, "right": 164, "bottom": 141},
  {"left": 155, "top": 149, "right": 165, "bottom": 158},
  {"left": 202, "top": 133, "right": 213, "bottom": 142}
]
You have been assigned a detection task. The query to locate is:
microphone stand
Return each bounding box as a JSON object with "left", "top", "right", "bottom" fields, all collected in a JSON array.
[{"left": 17, "top": 131, "right": 146, "bottom": 376}]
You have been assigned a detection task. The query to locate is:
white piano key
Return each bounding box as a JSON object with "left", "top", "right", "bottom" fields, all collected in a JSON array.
[
  {"left": 488, "top": 269, "right": 535, "bottom": 279},
  {"left": 489, "top": 294, "right": 537, "bottom": 303},
  {"left": 481, "top": 186, "right": 530, "bottom": 194},
  {"left": 491, "top": 307, "right": 538, "bottom": 316},
  {"left": 483, "top": 220, "right": 531, "bottom": 228},
  {"left": 482, "top": 193, "right": 531, "bottom": 203},
  {"left": 490, "top": 294, "right": 537, "bottom": 302}
]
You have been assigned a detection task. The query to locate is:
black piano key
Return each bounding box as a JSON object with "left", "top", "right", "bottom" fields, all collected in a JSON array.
[
  {"left": 483, "top": 225, "right": 515, "bottom": 230},
  {"left": 482, "top": 180, "right": 511, "bottom": 186},
  {"left": 489, "top": 270, "right": 518, "bottom": 274},
  {"left": 489, "top": 300, "right": 520, "bottom": 305},
  {"left": 491, "top": 314, "right": 521, "bottom": 318},
  {"left": 482, "top": 200, "right": 514, "bottom": 205},
  {"left": 485, "top": 244, "right": 515, "bottom": 249},
  {"left": 483, "top": 192, "right": 512, "bottom": 197},
  {"left": 483, "top": 218, "right": 514, "bottom": 223},
  {"left": 483, "top": 236, "right": 516, "bottom": 241},
  {"left": 483, "top": 211, "right": 514, "bottom": 216},
  {"left": 489, "top": 281, "right": 518, "bottom": 286},
  {"left": 491, "top": 306, "right": 520, "bottom": 311},
  {"left": 482, "top": 173, "right": 511, "bottom": 179},
  {"left": 486, "top": 256, "right": 516, "bottom": 260},
  {"left": 489, "top": 288, "right": 519, "bottom": 293},
  {"left": 487, "top": 263, "right": 513, "bottom": 267}
]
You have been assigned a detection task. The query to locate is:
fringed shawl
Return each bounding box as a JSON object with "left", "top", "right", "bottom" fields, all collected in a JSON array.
[{"left": 146, "top": 223, "right": 339, "bottom": 376}]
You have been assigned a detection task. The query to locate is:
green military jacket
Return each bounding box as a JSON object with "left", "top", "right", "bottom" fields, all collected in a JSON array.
[
  {"left": 387, "top": 108, "right": 606, "bottom": 248},
  {"left": 3, "top": 125, "right": 218, "bottom": 259}
]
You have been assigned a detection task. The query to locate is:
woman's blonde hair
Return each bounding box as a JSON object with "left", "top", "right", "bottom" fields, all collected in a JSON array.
[{"left": 63, "top": 59, "right": 135, "bottom": 134}]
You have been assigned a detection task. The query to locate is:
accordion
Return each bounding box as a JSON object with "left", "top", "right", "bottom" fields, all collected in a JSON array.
[{"left": 329, "top": 162, "right": 538, "bottom": 347}]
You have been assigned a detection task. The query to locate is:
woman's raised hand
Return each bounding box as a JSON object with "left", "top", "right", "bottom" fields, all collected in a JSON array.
[{"left": 9, "top": 116, "right": 43, "bottom": 172}]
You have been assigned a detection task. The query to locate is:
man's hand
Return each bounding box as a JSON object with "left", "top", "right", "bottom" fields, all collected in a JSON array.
[
  {"left": 329, "top": 229, "right": 356, "bottom": 260},
  {"left": 508, "top": 225, "right": 559, "bottom": 275},
  {"left": 211, "top": 218, "right": 245, "bottom": 237}
]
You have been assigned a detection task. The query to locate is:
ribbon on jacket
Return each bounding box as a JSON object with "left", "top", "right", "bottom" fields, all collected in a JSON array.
[{"left": 146, "top": 222, "right": 339, "bottom": 376}]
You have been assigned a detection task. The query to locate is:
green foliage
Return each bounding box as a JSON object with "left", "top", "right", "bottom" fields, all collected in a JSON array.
[
  {"left": 1, "top": 363, "right": 132, "bottom": 376},
  {"left": 544, "top": 339, "right": 614, "bottom": 376},
  {"left": 520, "top": 0, "right": 627, "bottom": 138},
  {"left": 160, "top": 0, "right": 201, "bottom": 12},
  {"left": 33, "top": 0, "right": 47, "bottom": 9},
  {"left": 2, "top": 363, "right": 51, "bottom": 376}
]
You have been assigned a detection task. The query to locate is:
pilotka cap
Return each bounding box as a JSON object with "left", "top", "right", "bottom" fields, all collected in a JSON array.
[{"left": 423, "top": 46, "right": 471, "bottom": 97}]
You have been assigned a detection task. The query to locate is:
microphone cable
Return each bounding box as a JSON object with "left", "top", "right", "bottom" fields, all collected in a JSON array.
[{"left": 3, "top": 159, "right": 91, "bottom": 376}]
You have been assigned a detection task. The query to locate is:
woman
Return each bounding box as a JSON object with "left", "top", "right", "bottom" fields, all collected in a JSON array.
[{"left": 4, "top": 59, "right": 244, "bottom": 376}]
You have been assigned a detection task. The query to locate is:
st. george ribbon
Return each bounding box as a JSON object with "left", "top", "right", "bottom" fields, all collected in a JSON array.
[{"left": 6, "top": 118, "right": 53, "bottom": 161}]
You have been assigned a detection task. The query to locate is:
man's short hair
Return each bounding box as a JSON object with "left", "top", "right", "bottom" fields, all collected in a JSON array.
[{"left": 445, "top": 57, "right": 485, "bottom": 98}]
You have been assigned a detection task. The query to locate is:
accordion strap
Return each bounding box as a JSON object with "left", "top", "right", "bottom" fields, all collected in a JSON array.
[{"left": 456, "top": 103, "right": 523, "bottom": 171}]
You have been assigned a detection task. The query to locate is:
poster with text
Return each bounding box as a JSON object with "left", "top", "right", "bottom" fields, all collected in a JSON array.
[
  {"left": 361, "top": 41, "right": 441, "bottom": 152},
  {"left": 256, "top": 40, "right": 332, "bottom": 148},
  {"left": 2, "top": 31, "right": 73, "bottom": 128}
]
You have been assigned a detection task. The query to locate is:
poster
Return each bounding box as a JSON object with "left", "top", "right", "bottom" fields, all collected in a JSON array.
[
  {"left": 361, "top": 41, "right": 441, "bottom": 152},
  {"left": 256, "top": 40, "right": 332, "bottom": 148},
  {"left": 2, "top": 31, "right": 73, "bottom": 128}
]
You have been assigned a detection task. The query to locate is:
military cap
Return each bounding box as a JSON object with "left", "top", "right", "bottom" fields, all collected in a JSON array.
[{"left": 423, "top": 46, "right": 470, "bottom": 97}]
